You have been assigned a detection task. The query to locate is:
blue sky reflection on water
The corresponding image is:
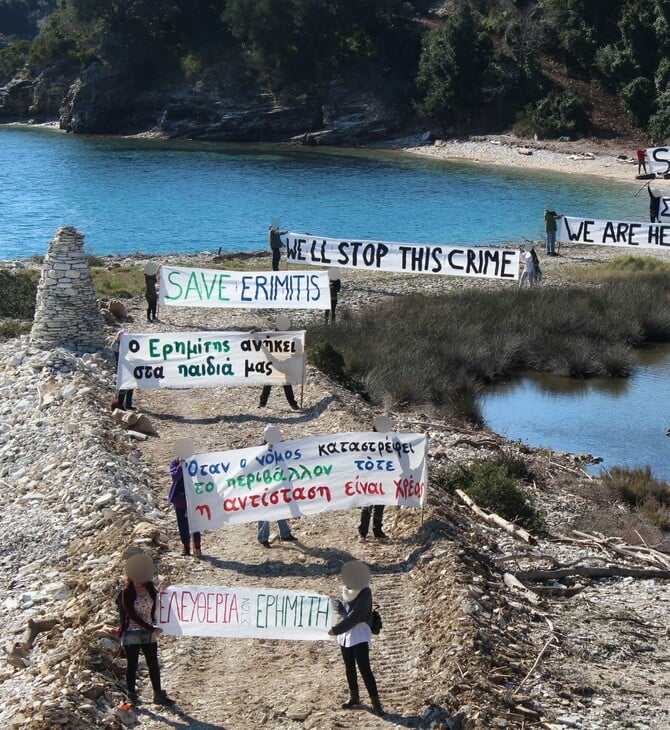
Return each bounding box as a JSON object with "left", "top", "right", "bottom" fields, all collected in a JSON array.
[{"left": 481, "top": 345, "right": 670, "bottom": 481}]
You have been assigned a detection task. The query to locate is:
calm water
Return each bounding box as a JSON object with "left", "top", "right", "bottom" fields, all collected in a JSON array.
[
  {"left": 0, "top": 125, "right": 646, "bottom": 259},
  {"left": 481, "top": 345, "right": 670, "bottom": 481}
]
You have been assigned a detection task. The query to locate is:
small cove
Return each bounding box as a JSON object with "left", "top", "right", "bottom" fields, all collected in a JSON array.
[{"left": 480, "top": 344, "right": 670, "bottom": 481}]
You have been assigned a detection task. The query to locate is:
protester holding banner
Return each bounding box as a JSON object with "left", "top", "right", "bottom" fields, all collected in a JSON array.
[
  {"left": 144, "top": 262, "right": 159, "bottom": 323},
  {"left": 257, "top": 426, "right": 298, "bottom": 548},
  {"left": 648, "top": 184, "right": 662, "bottom": 223},
  {"left": 637, "top": 149, "right": 648, "bottom": 175},
  {"left": 169, "top": 459, "right": 202, "bottom": 558},
  {"left": 119, "top": 552, "right": 174, "bottom": 707},
  {"left": 111, "top": 329, "right": 134, "bottom": 411},
  {"left": 544, "top": 209, "right": 563, "bottom": 256},
  {"left": 258, "top": 315, "right": 301, "bottom": 410},
  {"left": 358, "top": 416, "right": 394, "bottom": 541},
  {"left": 269, "top": 225, "right": 287, "bottom": 271},
  {"left": 328, "top": 560, "right": 384, "bottom": 716},
  {"left": 325, "top": 268, "right": 342, "bottom": 324}
]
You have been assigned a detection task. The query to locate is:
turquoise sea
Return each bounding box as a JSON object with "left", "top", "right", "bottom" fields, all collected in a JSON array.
[{"left": 0, "top": 125, "right": 645, "bottom": 259}]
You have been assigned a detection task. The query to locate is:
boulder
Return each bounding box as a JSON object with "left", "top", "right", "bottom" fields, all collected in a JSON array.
[{"left": 107, "top": 300, "right": 128, "bottom": 318}]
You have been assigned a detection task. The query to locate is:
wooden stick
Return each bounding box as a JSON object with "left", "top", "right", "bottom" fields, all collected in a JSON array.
[
  {"left": 517, "top": 565, "right": 670, "bottom": 581},
  {"left": 503, "top": 572, "right": 541, "bottom": 604},
  {"left": 456, "top": 489, "right": 535, "bottom": 543}
]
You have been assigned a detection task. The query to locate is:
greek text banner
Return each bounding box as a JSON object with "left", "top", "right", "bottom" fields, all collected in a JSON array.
[
  {"left": 645, "top": 147, "right": 670, "bottom": 176},
  {"left": 159, "top": 266, "right": 329, "bottom": 309},
  {"left": 116, "top": 331, "right": 305, "bottom": 390},
  {"left": 285, "top": 232, "right": 519, "bottom": 280},
  {"left": 184, "top": 431, "right": 428, "bottom": 533},
  {"left": 158, "top": 585, "right": 332, "bottom": 640},
  {"left": 559, "top": 216, "right": 670, "bottom": 248}
]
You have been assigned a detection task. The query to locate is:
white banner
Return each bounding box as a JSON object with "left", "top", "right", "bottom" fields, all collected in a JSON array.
[
  {"left": 645, "top": 147, "right": 670, "bottom": 176},
  {"left": 559, "top": 216, "right": 670, "bottom": 248},
  {"left": 285, "top": 232, "right": 519, "bottom": 280},
  {"left": 158, "top": 266, "right": 329, "bottom": 309},
  {"left": 183, "top": 431, "right": 427, "bottom": 533},
  {"left": 158, "top": 585, "right": 332, "bottom": 640},
  {"left": 116, "top": 331, "right": 305, "bottom": 390}
]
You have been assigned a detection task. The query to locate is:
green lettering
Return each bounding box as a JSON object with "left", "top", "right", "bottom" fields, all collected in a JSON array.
[{"left": 165, "top": 270, "right": 184, "bottom": 300}]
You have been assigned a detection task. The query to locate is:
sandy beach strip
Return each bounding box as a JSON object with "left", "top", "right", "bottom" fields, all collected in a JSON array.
[{"left": 403, "top": 135, "right": 670, "bottom": 188}]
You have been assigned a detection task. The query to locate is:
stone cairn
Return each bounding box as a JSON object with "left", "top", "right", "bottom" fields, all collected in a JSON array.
[{"left": 30, "top": 226, "right": 106, "bottom": 352}]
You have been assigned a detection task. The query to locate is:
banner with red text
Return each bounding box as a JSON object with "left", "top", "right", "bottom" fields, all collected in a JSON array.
[
  {"left": 159, "top": 266, "right": 329, "bottom": 309},
  {"left": 183, "top": 431, "right": 427, "bottom": 533},
  {"left": 116, "top": 330, "right": 305, "bottom": 390},
  {"left": 285, "top": 232, "right": 519, "bottom": 280},
  {"left": 559, "top": 216, "right": 670, "bottom": 248},
  {"left": 158, "top": 585, "right": 332, "bottom": 640}
]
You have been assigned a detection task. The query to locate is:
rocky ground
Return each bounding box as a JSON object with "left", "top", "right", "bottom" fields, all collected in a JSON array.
[{"left": 2, "top": 248, "right": 670, "bottom": 729}]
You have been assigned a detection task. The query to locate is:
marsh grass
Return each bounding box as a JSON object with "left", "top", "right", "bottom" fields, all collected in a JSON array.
[
  {"left": 601, "top": 466, "right": 670, "bottom": 531},
  {"left": 307, "top": 274, "right": 670, "bottom": 420},
  {"left": 91, "top": 266, "right": 145, "bottom": 298}
]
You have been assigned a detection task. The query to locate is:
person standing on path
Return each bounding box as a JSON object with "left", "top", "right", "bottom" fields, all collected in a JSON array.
[
  {"left": 544, "top": 209, "right": 563, "bottom": 256},
  {"left": 637, "top": 149, "right": 648, "bottom": 176},
  {"left": 111, "top": 329, "right": 135, "bottom": 411},
  {"left": 269, "top": 225, "right": 288, "bottom": 271},
  {"left": 518, "top": 245, "right": 540, "bottom": 288},
  {"left": 144, "top": 262, "right": 159, "bottom": 322},
  {"left": 358, "top": 416, "right": 392, "bottom": 541},
  {"left": 257, "top": 425, "right": 297, "bottom": 548},
  {"left": 168, "top": 458, "right": 202, "bottom": 558},
  {"left": 118, "top": 552, "right": 174, "bottom": 707},
  {"left": 328, "top": 560, "right": 384, "bottom": 716},
  {"left": 258, "top": 314, "right": 301, "bottom": 410}
]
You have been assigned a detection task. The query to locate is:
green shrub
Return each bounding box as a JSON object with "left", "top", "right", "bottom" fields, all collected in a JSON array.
[
  {"left": 307, "top": 339, "right": 370, "bottom": 401},
  {"left": 0, "top": 319, "right": 31, "bottom": 340},
  {"left": 0, "top": 270, "right": 38, "bottom": 318},
  {"left": 439, "top": 457, "right": 544, "bottom": 532},
  {"left": 620, "top": 76, "right": 656, "bottom": 126},
  {"left": 515, "top": 90, "right": 590, "bottom": 138},
  {"left": 0, "top": 39, "right": 30, "bottom": 84},
  {"left": 602, "top": 466, "right": 670, "bottom": 531}
]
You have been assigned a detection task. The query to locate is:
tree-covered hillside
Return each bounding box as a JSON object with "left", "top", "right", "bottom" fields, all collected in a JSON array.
[{"left": 2, "top": 0, "right": 670, "bottom": 140}]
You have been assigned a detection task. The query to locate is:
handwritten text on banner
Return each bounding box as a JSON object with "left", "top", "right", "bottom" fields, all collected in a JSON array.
[
  {"left": 116, "top": 331, "right": 305, "bottom": 390},
  {"left": 184, "top": 431, "right": 427, "bottom": 533},
  {"left": 285, "top": 232, "right": 519, "bottom": 280},
  {"left": 645, "top": 147, "right": 670, "bottom": 176},
  {"left": 158, "top": 585, "right": 332, "bottom": 640},
  {"left": 559, "top": 216, "right": 670, "bottom": 248},
  {"left": 159, "top": 266, "right": 329, "bottom": 309}
]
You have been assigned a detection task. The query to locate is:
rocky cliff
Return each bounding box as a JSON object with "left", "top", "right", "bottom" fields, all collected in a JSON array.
[{"left": 0, "top": 63, "right": 405, "bottom": 144}]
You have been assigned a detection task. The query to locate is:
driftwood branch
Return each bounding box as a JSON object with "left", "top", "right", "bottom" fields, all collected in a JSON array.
[
  {"left": 451, "top": 437, "right": 501, "bottom": 450},
  {"left": 514, "top": 617, "right": 556, "bottom": 693},
  {"left": 558, "top": 530, "right": 670, "bottom": 571},
  {"left": 517, "top": 565, "right": 670, "bottom": 582},
  {"left": 456, "top": 489, "right": 535, "bottom": 544},
  {"left": 23, "top": 617, "right": 61, "bottom": 651},
  {"left": 503, "top": 572, "right": 541, "bottom": 604}
]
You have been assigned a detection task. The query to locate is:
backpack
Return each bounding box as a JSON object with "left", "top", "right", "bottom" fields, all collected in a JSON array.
[{"left": 370, "top": 605, "right": 383, "bottom": 635}]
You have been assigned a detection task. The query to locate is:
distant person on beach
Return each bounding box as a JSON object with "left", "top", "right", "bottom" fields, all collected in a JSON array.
[
  {"left": 648, "top": 184, "right": 662, "bottom": 222},
  {"left": 325, "top": 268, "right": 342, "bottom": 324},
  {"left": 544, "top": 209, "right": 563, "bottom": 256},
  {"left": 111, "top": 329, "right": 135, "bottom": 411},
  {"left": 144, "top": 262, "right": 159, "bottom": 322},
  {"left": 269, "top": 225, "right": 288, "bottom": 271},
  {"left": 257, "top": 425, "right": 297, "bottom": 548},
  {"left": 637, "top": 149, "right": 648, "bottom": 175},
  {"left": 118, "top": 552, "right": 174, "bottom": 707},
  {"left": 328, "top": 560, "right": 384, "bottom": 716},
  {"left": 168, "top": 459, "right": 202, "bottom": 558}
]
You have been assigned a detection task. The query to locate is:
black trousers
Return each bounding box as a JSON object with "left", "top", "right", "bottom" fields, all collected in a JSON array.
[
  {"left": 259, "top": 384, "right": 298, "bottom": 407},
  {"left": 125, "top": 642, "right": 162, "bottom": 694},
  {"left": 340, "top": 642, "right": 378, "bottom": 700},
  {"left": 146, "top": 297, "right": 158, "bottom": 321},
  {"left": 359, "top": 505, "right": 385, "bottom": 537},
  {"left": 271, "top": 248, "right": 281, "bottom": 271},
  {"left": 117, "top": 389, "right": 133, "bottom": 409}
]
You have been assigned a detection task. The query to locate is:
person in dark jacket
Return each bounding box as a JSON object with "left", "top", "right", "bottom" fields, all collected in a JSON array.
[
  {"left": 328, "top": 560, "right": 384, "bottom": 716},
  {"left": 169, "top": 459, "right": 202, "bottom": 558},
  {"left": 144, "top": 262, "right": 159, "bottom": 322},
  {"left": 268, "top": 225, "right": 288, "bottom": 271},
  {"left": 648, "top": 183, "right": 662, "bottom": 223},
  {"left": 119, "top": 552, "right": 174, "bottom": 706},
  {"left": 325, "top": 268, "right": 342, "bottom": 324}
]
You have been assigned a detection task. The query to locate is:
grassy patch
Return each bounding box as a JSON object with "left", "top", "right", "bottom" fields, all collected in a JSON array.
[
  {"left": 601, "top": 466, "right": 670, "bottom": 531},
  {"left": 91, "top": 267, "right": 145, "bottom": 299},
  {"left": 0, "top": 319, "right": 31, "bottom": 340},
  {"left": 306, "top": 274, "right": 670, "bottom": 420},
  {"left": 434, "top": 456, "right": 544, "bottom": 532},
  {"left": 563, "top": 254, "right": 670, "bottom": 283}
]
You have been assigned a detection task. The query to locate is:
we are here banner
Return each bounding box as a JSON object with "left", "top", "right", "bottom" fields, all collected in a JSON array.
[
  {"left": 183, "top": 431, "right": 427, "bottom": 533},
  {"left": 159, "top": 266, "right": 329, "bottom": 309},
  {"left": 559, "top": 216, "right": 670, "bottom": 248},
  {"left": 645, "top": 146, "right": 670, "bottom": 176},
  {"left": 285, "top": 232, "right": 519, "bottom": 280},
  {"left": 116, "top": 331, "right": 305, "bottom": 390},
  {"left": 158, "top": 585, "right": 332, "bottom": 640}
]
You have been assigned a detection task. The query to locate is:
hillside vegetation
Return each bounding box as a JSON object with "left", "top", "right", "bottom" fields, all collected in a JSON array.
[{"left": 1, "top": 0, "right": 670, "bottom": 140}]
